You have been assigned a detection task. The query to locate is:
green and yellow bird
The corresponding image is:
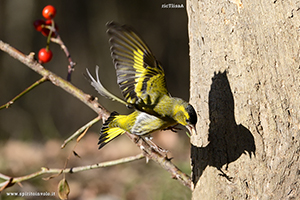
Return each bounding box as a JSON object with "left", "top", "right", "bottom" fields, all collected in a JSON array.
[
  {"left": 87, "top": 66, "right": 179, "bottom": 149},
  {"left": 87, "top": 22, "right": 197, "bottom": 149}
]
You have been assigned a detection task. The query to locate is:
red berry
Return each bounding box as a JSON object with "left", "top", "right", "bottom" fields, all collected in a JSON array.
[
  {"left": 33, "top": 19, "right": 45, "bottom": 32},
  {"left": 42, "top": 5, "right": 56, "bottom": 20},
  {"left": 41, "top": 20, "right": 58, "bottom": 37},
  {"left": 38, "top": 48, "right": 53, "bottom": 63}
]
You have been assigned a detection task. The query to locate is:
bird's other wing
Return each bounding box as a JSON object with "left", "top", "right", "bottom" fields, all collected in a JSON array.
[{"left": 86, "top": 66, "right": 129, "bottom": 107}]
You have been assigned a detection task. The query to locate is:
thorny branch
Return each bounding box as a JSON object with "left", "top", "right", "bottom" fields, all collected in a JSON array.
[{"left": 0, "top": 40, "right": 192, "bottom": 190}]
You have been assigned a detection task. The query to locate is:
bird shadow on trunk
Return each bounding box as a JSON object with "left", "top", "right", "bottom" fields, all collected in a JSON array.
[{"left": 191, "top": 71, "right": 256, "bottom": 186}]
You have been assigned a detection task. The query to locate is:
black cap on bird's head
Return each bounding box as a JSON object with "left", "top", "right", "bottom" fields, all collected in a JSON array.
[
  {"left": 186, "top": 104, "right": 197, "bottom": 125},
  {"left": 185, "top": 104, "right": 197, "bottom": 136}
]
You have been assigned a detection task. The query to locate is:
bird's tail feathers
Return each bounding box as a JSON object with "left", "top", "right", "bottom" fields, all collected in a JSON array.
[{"left": 98, "top": 111, "right": 126, "bottom": 149}]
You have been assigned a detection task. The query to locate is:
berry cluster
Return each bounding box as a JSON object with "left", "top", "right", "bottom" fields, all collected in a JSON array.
[{"left": 33, "top": 5, "right": 57, "bottom": 63}]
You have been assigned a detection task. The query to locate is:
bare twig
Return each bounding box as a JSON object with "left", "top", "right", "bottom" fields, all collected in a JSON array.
[
  {"left": 0, "top": 153, "right": 145, "bottom": 191},
  {"left": 61, "top": 116, "right": 101, "bottom": 149},
  {"left": 0, "top": 76, "right": 48, "bottom": 110},
  {"left": 0, "top": 40, "right": 192, "bottom": 190}
]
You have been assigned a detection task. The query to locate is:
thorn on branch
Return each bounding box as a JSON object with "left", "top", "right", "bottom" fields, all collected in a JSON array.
[
  {"left": 69, "top": 168, "right": 74, "bottom": 174},
  {"left": 166, "top": 156, "right": 173, "bottom": 161},
  {"left": 87, "top": 95, "right": 96, "bottom": 102},
  {"left": 0, "top": 178, "right": 14, "bottom": 191},
  {"left": 27, "top": 52, "right": 35, "bottom": 61}
]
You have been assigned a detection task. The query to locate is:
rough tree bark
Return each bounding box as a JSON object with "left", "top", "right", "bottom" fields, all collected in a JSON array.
[{"left": 187, "top": 0, "right": 300, "bottom": 199}]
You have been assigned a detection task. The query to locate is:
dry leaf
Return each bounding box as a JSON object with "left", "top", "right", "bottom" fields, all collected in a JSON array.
[{"left": 58, "top": 178, "right": 70, "bottom": 200}]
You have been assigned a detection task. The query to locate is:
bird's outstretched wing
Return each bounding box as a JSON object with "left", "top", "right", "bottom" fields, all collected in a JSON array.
[{"left": 107, "top": 22, "right": 168, "bottom": 108}]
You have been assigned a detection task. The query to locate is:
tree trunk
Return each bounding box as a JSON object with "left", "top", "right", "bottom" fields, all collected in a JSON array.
[{"left": 187, "top": 0, "right": 300, "bottom": 199}]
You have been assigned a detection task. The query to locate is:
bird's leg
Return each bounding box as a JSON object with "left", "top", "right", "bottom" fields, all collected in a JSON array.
[
  {"left": 134, "top": 136, "right": 145, "bottom": 150},
  {"left": 134, "top": 135, "right": 168, "bottom": 160},
  {"left": 133, "top": 136, "right": 150, "bottom": 163},
  {"left": 144, "top": 136, "right": 168, "bottom": 156}
]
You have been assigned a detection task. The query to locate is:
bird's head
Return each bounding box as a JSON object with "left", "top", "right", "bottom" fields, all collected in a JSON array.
[{"left": 173, "top": 102, "right": 198, "bottom": 135}]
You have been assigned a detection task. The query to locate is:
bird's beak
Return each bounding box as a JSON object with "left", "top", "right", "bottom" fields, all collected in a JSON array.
[{"left": 186, "top": 124, "right": 197, "bottom": 136}]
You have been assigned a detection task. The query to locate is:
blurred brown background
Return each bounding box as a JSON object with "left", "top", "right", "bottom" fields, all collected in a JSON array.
[{"left": 0, "top": 0, "right": 191, "bottom": 199}]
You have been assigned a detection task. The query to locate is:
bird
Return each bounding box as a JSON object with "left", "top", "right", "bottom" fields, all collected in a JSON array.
[
  {"left": 87, "top": 22, "right": 197, "bottom": 149},
  {"left": 87, "top": 66, "right": 178, "bottom": 149}
]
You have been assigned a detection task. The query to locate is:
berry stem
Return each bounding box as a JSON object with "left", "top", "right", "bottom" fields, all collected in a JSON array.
[
  {"left": 50, "top": 35, "right": 76, "bottom": 82},
  {"left": 45, "top": 20, "right": 55, "bottom": 50}
]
